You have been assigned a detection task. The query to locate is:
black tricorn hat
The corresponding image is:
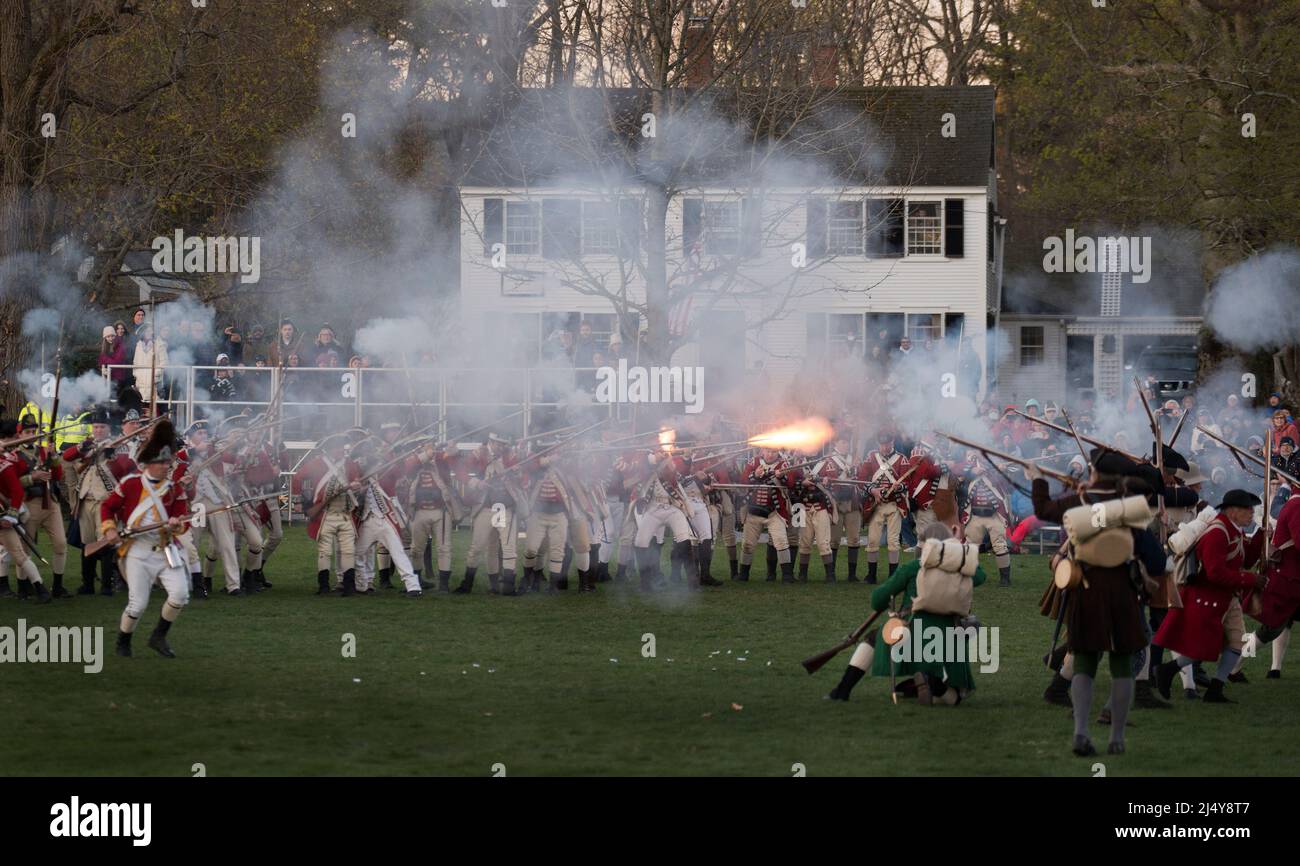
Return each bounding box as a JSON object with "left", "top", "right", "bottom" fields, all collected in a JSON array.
[
  {"left": 1217, "top": 489, "right": 1261, "bottom": 510},
  {"left": 1153, "top": 443, "right": 1190, "bottom": 473},
  {"left": 138, "top": 418, "right": 177, "bottom": 465},
  {"left": 1089, "top": 447, "right": 1137, "bottom": 477},
  {"left": 88, "top": 407, "right": 113, "bottom": 426}
]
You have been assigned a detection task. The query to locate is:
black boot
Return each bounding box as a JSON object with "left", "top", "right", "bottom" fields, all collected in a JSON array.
[
  {"left": 255, "top": 569, "right": 272, "bottom": 590},
  {"left": 765, "top": 545, "right": 778, "bottom": 581},
  {"left": 148, "top": 619, "right": 176, "bottom": 658},
  {"left": 1203, "top": 679, "right": 1234, "bottom": 703},
  {"left": 341, "top": 568, "right": 357, "bottom": 597},
  {"left": 737, "top": 563, "right": 750, "bottom": 582},
  {"left": 423, "top": 543, "right": 434, "bottom": 578},
  {"left": 116, "top": 630, "right": 133, "bottom": 657},
  {"left": 865, "top": 561, "right": 878, "bottom": 585},
  {"left": 698, "top": 541, "right": 722, "bottom": 586},
  {"left": 1043, "top": 673, "right": 1072, "bottom": 707},
  {"left": 32, "top": 581, "right": 52, "bottom": 604},
  {"left": 191, "top": 572, "right": 208, "bottom": 600},
  {"left": 728, "top": 555, "right": 738, "bottom": 579},
  {"left": 998, "top": 566, "right": 1011, "bottom": 587},
  {"left": 781, "top": 560, "right": 796, "bottom": 584},
  {"left": 829, "top": 546, "right": 839, "bottom": 579},
  {"left": 203, "top": 576, "right": 213, "bottom": 596},
  {"left": 437, "top": 570, "right": 451, "bottom": 592},
  {"left": 50, "top": 573, "right": 71, "bottom": 599},
  {"left": 16, "top": 578, "right": 31, "bottom": 601},
  {"left": 822, "top": 554, "right": 836, "bottom": 583},
  {"left": 1134, "top": 679, "right": 1171, "bottom": 709},
  {"left": 578, "top": 568, "right": 595, "bottom": 593},
  {"left": 242, "top": 569, "right": 260, "bottom": 594},
  {"left": 488, "top": 573, "right": 500, "bottom": 594},
  {"left": 78, "top": 558, "right": 98, "bottom": 595},
  {"left": 378, "top": 567, "right": 395, "bottom": 590},
  {"left": 846, "top": 548, "right": 859, "bottom": 582},
  {"left": 887, "top": 561, "right": 898, "bottom": 579},
  {"left": 596, "top": 561, "right": 610, "bottom": 583},
  {"left": 500, "top": 570, "right": 518, "bottom": 596},
  {"left": 454, "top": 568, "right": 476, "bottom": 594},
  {"left": 797, "top": 558, "right": 810, "bottom": 582},
  {"left": 827, "top": 665, "right": 866, "bottom": 701},
  {"left": 0, "top": 577, "right": 13, "bottom": 598},
  {"left": 316, "top": 570, "right": 331, "bottom": 595},
  {"left": 516, "top": 567, "right": 533, "bottom": 596},
  {"left": 97, "top": 555, "right": 116, "bottom": 595},
  {"left": 1155, "top": 660, "right": 1180, "bottom": 700}
]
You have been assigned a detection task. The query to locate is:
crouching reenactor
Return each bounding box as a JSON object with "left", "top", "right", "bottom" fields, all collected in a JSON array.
[
  {"left": 99, "top": 419, "right": 190, "bottom": 658},
  {"left": 826, "top": 524, "right": 985, "bottom": 704}
]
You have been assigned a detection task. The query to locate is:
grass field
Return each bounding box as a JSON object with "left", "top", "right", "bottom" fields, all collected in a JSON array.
[{"left": 0, "top": 527, "right": 1294, "bottom": 777}]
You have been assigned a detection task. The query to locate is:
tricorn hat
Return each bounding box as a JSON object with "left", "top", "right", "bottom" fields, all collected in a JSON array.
[
  {"left": 88, "top": 407, "right": 113, "bottom": 426},
  {"left": 138, "top": 418, "right": 177, "bottom": 465},
  {"left": 1154, "top": 443, "right": 1190, "bottom": 473},
  {"left": 1217, "top": 489, "right": 1261, "bottom": 510}
]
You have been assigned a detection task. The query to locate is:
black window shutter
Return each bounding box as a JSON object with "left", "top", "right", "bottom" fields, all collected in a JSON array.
[
  {"left": 618, "top": 198, "right": 640, "bottom": 259},
  {"left": 882, "top": 199, "right": 904, "bottom": 257},
  {"left": 944, "top": 198, "right": 965, "bottom": 258},
  {"left": 682, "top": 198, "right": 702, "bottom": 254},
  {"left": 741, "top": 198, "right": 762, "bottom": 257},
  {"left": 542, "top": 199, "right": 581, "bottom": 259},
  {"left": 806, "top": 197, "right": 826, "bottom": 258},
  {"left": 483, "top": 198, "right": 503, "bottom": 256}
]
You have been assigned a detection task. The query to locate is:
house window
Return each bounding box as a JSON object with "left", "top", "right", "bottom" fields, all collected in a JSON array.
[
  {"left": 827, "top": 201, "right": 864, "bottom": 255},
  {"left": 505, "top": 201, "right": 540, "bottom": 255},
  {"left": 581, "top": 202, "right": 618, "bottom": 255},
  {"left": 704, "top": 201, "right": 741, "bottom": 255},
  {"left": 906, "top": 201, "right": 942, "bottom": 255},
  {"left": 1020, "top": 326, "right": 1045, "bottom": 367},
  {"left": 907, "top": 313, "right": 944, "bottom": 344}
]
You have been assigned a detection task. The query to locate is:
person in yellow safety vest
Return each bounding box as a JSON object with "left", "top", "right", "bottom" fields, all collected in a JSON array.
[
  {"left": 18, "top": 400, "right": 51, "bottom": 440},
  {"left": 56, "top": 410, "right": 91, "bottom": 451}
]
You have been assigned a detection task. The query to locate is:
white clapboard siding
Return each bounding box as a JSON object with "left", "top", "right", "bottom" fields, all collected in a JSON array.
[{"left": 997, "top": 316, "right": 1067, "bottom": 405}]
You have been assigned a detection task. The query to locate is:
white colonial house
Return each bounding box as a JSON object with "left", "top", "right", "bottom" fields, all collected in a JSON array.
[{"left": 456, "top": 85, "right": 1002, "bottom": 398}]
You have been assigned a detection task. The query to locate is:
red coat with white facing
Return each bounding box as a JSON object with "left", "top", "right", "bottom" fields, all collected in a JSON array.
[
  {"left": 292, "top": 454, "right": 360, "bottom": 539},
  {"left": 740, "top": 454, "right": 795, "bottom": 519},
  {"left": 1154, "top": 513, "right": 1263, "bottom": 661},
  {"left": 857, "top": 449, "right": 913, "bottom": 512},
  {"left": 99, "top": 473, "right": 191, "bottom": 538},
  {"left": 0, "top": 455, "right": 26, "bottom": 511}
]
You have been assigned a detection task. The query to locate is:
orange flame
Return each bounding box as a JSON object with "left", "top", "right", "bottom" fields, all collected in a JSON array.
[
  {"left": 748, "top": 417, "right": 835, "bottom": 454},
  {"left": 658, "top": 428, "right": 677, "bottom": 452}
]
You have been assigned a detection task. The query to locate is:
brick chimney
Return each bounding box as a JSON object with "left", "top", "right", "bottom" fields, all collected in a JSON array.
[
  {"left": 810, "top": 40, "right": 837, "bottom": 87},
  {"left": 684, "top": 17, "right": 714, "bottom": 88}
]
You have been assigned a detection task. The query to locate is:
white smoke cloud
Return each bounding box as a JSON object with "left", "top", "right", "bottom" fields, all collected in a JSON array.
[{"left": 1206, "top": 247, "right": 1300, "bottom": 352}]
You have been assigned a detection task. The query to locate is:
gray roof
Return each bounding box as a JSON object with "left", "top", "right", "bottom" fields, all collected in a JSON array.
[{"left": 457, "top": 85, "right": 995, "bottom": 189}]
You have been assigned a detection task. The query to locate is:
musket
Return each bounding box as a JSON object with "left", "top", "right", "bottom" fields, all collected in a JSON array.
[
  {"left": 1194, "top": 425, "right": 1299, "bottom": 487},
  {"left": 72, "top": 416, "right": 166, "bottom": 467},
  {"left": 1, "top": 517, "right": 49, "bottom": 564},
  {"left": 85, "top": 492, "right": 285, "bottom": 558},
  {"left": 1059, "top": 408, "right": 1091, "bottom": 466},
  {"left": 801, "top": 609, "right": 886, "bottom": 674},
  {"left": 41, "top": 318, "right": 65, "bottom": 510},
  {"left": 516, "top": 423, "right": 583, "bottom": 445},
  {"left": 448, "top": 408, "right": 526, "bottom": 443},
  {"left": 1168, "top": 410, "right": 1190, "bottom": 448},
  {"left": 1011, "top": 410, "right": 1144, "bottom": 463},
  {"left": 500, "top": 419, "right": 609, "bottom": 476},
  {"left": 0, "top": 421, "right": 90, "bottom": 451},
  {"left": 1134, "top": 377, "right": 1168, "bottom": 544},
  {"left": 939, "top": 433, "right": 1078, "bottom": 485},
  {"left": 1263, "top": 426, "right": 1274, "bottom": 564}
]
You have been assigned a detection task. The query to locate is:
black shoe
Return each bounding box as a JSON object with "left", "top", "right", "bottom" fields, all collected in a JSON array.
[
  {"left": 99, "top": 578, "right": 114, "bottom": 597},
  {"left": 225, "top": 588, "right": 245, "bottom": 597},
  {"left": 1227, "top": 671, "right": 1250, "bottom": 684},
  {"left": 242, "top": 570, "right": 260, "bottom": 594},
  {"left": 437, "top": 570, "right": 451, "bottom": 593},
  {"left": 865, "top": 563, "right": 878, "bottom": 585},
  {"left": 405, "top": 590, "right": 423, "bottom": 599},
  {"left": 76, "top": 583, "right": 96, "bottom": 596},
  {"left": 1107, "top": 742, "right": 1125, "bottom": 755},
  {"left": 148, "top": 630, "right": 176, "bottom": 658},
  {"left": 1185, "top": 688, "right": 1200, "bottom": 700},
  {"left": 1267, "top": 669, "right": 1281, "bottom": 679},
  {"left": 0, "top": 578, "right": 13, "bottom": 598},
  {"left": 51, "top": 576, "right": 72, "bottom": 599},
  {"left": 1203, "top": 680, "right": 1234, "bottom": 703},
  {"left": 191, "top": 573, "right": 208, "bottom": 600},
  {"left": 454, "top": 568, "right": 476, "bottom": 594},
  {"left": 1193, "top": 667, "right": 1212, "bottom": 688},
  {"left": 16, "top": 579, "right": 30, "bottom": 601},
  {"left": 781, "top": 561, "right": 796, "bottom": 584},
  {"left": 33, "top": 582, "right": 52, "bottom": 604},
  {"left": 1154, "top": 660, "right": 1179, "bottom": 700},
  {"left": 1043, "top": 673, "right": 1073, "bottom": 707},
  {"left": 1134, "top": 679, "right": 1171, "bottom": 709},
  {"left": 700, "top": 575, "right": 723, "bottom": 587},
  {"left": 115, "top": 631, "right": 132, "bottom": 658},
  {"left": 736, "top": 564, "right": 750, "bottom": 582},
  {"left": 316, "top": 570, "right": 331, "bottom": 595},
  {"left": 1072, "top": 735, "right": 1096, "bottom": 757},
  {"left": 341, "top": 568, "right": 357, "bottom": 597},
  {"left": 378, "top": 568, "right": 395, "bottom": 590},
  {"left": 255, "top": 569, "right": 272, "bottom": 590}
]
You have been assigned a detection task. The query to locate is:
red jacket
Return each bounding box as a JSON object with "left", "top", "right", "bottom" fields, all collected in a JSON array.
[
  {"left": 0, "top": 457, "right": 26, "bottom": 510},
  {"left": 1258, "top": 493, "right": 1300, "bottom": 628},
  {"left": 293, "top": 454, "right": 360, "bottom": 539},
  {"left": 100, "top": 473, "right": 190, "bottom": 537},
  {"left": 1154, "top": 513, "right": 1262, "bottom": 661},
  {"left": 907, "top": 456, "right": 944, "bottom": 510},
  {"left": 857, "top": 450, "right": 913, "bottom": 513},
  {"left": 741, "top": 455, "right": 796, "bottom": 519}
]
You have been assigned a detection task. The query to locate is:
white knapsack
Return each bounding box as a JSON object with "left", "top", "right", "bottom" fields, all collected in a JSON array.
[{"left": 912, "top": 538, "right": 979, "bottom": 616}]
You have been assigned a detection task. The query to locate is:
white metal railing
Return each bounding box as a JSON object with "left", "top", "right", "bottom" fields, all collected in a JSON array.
[{"left": 103, "top": 364, "right": 628, "bottom": 442}]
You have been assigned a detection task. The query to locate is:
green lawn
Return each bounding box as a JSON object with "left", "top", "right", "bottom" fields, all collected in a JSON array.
[{"left": 0, "top": 527, "right": 1293, "bottom": 777}]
